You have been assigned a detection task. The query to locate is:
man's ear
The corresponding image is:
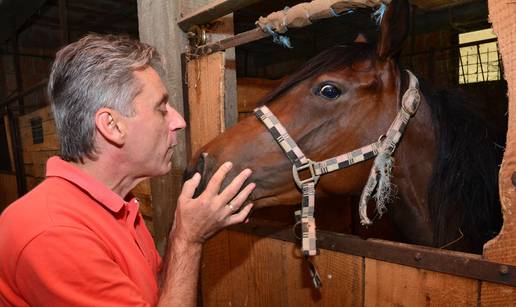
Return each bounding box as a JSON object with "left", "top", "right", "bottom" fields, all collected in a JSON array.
[{"left": 95, "top": 108, "right": 125, "bottom": 146}]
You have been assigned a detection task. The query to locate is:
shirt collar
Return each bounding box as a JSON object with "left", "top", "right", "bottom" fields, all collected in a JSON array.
[{"left": 45, "top": 156, "right": 126, "bottom": 213}]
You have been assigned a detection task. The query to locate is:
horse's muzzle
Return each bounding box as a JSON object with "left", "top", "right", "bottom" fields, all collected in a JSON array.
[{"left": 183, "top": 152, "right": 208, "bottom": 198}]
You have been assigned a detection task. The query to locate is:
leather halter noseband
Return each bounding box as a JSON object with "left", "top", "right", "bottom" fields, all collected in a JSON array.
[{"left": 254, "top": 70, "right": 421, "bottom": 258}]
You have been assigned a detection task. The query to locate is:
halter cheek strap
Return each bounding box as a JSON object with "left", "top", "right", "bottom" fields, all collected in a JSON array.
[{"left": 253, "top": 69, "right": 421, "bottom": 266}]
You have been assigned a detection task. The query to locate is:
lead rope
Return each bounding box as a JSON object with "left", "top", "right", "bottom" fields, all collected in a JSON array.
[{"left": 254, "top": 69, "right": 420, "bottom": 288}]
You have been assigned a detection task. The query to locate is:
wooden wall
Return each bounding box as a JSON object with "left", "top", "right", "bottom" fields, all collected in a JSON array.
[
  {"left": 0, "top": 173, "right": 17, "bottom": 211},
  {"left": 202, "top": 230, "right": 481, "bottom": 307}
]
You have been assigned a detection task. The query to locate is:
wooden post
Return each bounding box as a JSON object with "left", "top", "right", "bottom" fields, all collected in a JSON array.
[
  {"left": 481, "top": 1, "right": 516, "bottom": 305},
  {"left": 137, "top": 0, "right": 189, "bottom": 255},
  {"left": 58, "top": 0, "right": 69, "bottom": 45}
]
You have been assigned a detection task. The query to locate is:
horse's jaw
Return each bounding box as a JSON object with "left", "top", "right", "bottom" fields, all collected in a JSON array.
[{"left": 250, "top": 189, "right": 302, "bottom": 208}]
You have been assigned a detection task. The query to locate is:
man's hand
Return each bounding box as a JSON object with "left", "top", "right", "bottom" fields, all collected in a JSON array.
[{"left": 171, "top": 161, "right": 255, "bottom": 245}]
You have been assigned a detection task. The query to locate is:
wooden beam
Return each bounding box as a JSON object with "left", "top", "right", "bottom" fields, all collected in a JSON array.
[
  {"left": 58, "top": 0, "right": 69, "bottom": 45},
  {"left": 137, "top": 0, "right": 189, "bottom": 255},
  {"left": 187, "top": 52, "right": 226, "bottom": 154},
  {"left": 481, "top": 0, "right": 516, "bottom": 304},
  {"left": 178, "top": 0, "right": 261, "bottom": 31}
]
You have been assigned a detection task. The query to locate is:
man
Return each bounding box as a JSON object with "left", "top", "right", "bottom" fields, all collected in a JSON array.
[{"left": 0, "top": 34, "right": 254, "bottom": 306}]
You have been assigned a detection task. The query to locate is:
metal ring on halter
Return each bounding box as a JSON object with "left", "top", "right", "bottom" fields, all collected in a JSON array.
[
  {"left": 292, "top": 221, "right": 302, "bottom": 240},
  {"left": 292, "top": 160, "right": 320, "bottom": 190},
  {"left": 378, "top": 134, "right": 386, "bottom": 143}
]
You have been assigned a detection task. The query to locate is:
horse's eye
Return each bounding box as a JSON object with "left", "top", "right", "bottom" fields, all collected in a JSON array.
[{"left": 318, "top": 84, "right": 341, "bottom": 100}]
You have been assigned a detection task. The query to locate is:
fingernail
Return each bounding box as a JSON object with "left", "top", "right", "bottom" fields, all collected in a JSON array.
[
  {"left": 224, "top": 161, "right": 233, "bottom": 169},
  {"left": 244, "top": 218, "right": 250, "bottom": 224},
  {"left": 193, "top": 172, "right": 201, "bottom": 179},
  {"left": 244, "top": 168, "right": 252, "bottom": 176}
]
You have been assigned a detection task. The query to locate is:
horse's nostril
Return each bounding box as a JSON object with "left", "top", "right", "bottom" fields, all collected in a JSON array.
[
  {"left": 196, "top": 152, "right": 207, "bottom": 177},
  {"left": 183, "top": 152, "right": 207, "bottom": 183}
]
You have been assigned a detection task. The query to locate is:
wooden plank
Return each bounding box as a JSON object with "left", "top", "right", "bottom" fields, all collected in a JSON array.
[
  {"left": 18, "top": 106, "right": 53, "bottom": 128},
  {"left": 0, "top": 174, "right": 18, "bottom": 211},
  {"left": 481, "top": 1, "right": 516, "bottom": 305},
  {"left": 178, "top": 0, "right": 261, "bottom": 31},
  {"left": 286, "top": 248, "right": 363, "bottom": 306},
  {"left": 227, "top": 231, "right": 287, "bottom": 306},
  {"left": 187, "top": 51, "right": 225, "bottom": 154},
  {"left": 132, "top": 179, "right": 151, "bottom": 196},
  {"left": 364, "top": 259, "right": 479, "bottom": 307},
  {"left": 3, "top": 115, "right": 16, "bottom": 172},
  {"left": 138, "top": 0, "right": 189, "bottom": 254},
  {"left": 200, "top": 231, "right": 232, "bottom": 307}
]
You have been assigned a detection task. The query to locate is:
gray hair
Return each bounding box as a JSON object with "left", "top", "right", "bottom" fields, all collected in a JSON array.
[{"left": 48, "top": 34, "right": 165, "bottom": 162}]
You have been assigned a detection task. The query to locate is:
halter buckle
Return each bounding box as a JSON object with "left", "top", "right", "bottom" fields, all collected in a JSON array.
[{"left": 292, "top": 160, "right": 320, "bottom": 190}]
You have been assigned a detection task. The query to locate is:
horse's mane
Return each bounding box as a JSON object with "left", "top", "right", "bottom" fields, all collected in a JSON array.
[
  {"left": 259, "top": 44, "right": 375, "bottom": 105},
  {"left": 258, "top": 44, "right": 504, "bottom": 249},
  {"left": 423, "top": 81, "right": 505, "bottom": 248}
]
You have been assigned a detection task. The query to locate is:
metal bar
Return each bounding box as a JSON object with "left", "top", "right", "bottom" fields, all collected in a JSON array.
[
  {"left": 189, "top": 27, "right": 269, "bottom": 57},
  {"left": 401, "top": 37, "right": 498, "bottom": 58},
  {"left": 6, "top": 109, "right": 27, "bottom": 196},
  {"left": 0, "top": 79, "right": 48, "bottom": 108},
  {"left": 12, "top": 34, "right": 24, "bottom": 115},
  {"left": 477, "top": 44, "right": 485, "bottom": 82},
  {"left": 58, "top": 0, "right": 69, "bottom": 45},
  {"left": 459, "top": 50, "right": 467, "bottom": 84},
  {"left": 0, "top": 51, "right": 54, "bottom": 59},
  {"left": 230, "top": 220, "right": 516, "bottom": 287},
  {"left": 178, "top": 0, "right": 261, "bottom": 32}
]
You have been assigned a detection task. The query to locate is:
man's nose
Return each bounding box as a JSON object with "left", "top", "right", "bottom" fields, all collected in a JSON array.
[{"left": 168, "top": 105, "right": 186, "bottom": 131}]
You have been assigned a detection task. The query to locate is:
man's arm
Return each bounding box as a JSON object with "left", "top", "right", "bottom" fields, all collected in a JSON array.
[{"left": 158, "top": 162, "right": 254, "bottom": 307}]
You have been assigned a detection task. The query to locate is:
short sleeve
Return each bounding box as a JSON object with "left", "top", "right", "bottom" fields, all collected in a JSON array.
[{"left": 15, "top": 226, "right": 152, "bottom": 307}]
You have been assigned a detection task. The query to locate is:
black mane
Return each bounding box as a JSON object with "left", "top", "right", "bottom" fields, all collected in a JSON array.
[{"left": 423, "top": 81, "right": 505, "bottom": 250}]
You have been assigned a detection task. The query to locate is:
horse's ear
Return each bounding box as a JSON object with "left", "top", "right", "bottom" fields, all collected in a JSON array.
[
  {"left": 376, "top": 0, "right": 411, "bottom": 59},
  {"left": 354, "top": 33, "right": 368, "bottom": 43}
]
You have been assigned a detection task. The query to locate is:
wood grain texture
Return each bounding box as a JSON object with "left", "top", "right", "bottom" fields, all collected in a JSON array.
[
  {"left": 187, "top": 51, "right": 225, "bottom": 155},
  {"left": 138, "top": 0, "right": 189, "bottom": 254},
  {"left": 0, "top": 174, "right": 18, "bottom": 211},
  {"left": 365, "top": 259, "right": 479, "bottom": 307},
  {"left": 4, "top": 115, "right": 16, "bottom": 172},
  {"left": 200, "top": 230, "right": 232, "bottom": 307},
  {"left": 480, "top": 1, "right": 516, "bottom": 305},
  {"left": 286, "top": 247, "right": 363, "bottom": 307}
]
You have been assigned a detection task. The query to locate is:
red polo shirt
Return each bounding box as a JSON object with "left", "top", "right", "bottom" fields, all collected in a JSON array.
[{"left": 0, "top": 157, "right": 162, "bottom": 306}]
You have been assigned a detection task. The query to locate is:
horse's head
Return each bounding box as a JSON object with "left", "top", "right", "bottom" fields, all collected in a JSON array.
[
  {"left": 186, "top": 0, "right": 415, "bottom": 208},
  {"left": 186, "top": 0, "right": 505, "bottom": 253}
]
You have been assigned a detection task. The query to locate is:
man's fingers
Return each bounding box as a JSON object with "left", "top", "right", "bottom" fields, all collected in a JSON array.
[
  {"left": 179, "top": 173, "right": 201, "bottom": 200},
  {"left": 225, "top": 203, "right": 254, "bottom": 226},
  {"left": 203, "top": 162, "right": 233, "bottom": 197},
  {"left": 217, "top": 168, "right": 253, "bottom": 205},
  {"left": 225, "top": 183, "right": 255, "bottom": 212}
]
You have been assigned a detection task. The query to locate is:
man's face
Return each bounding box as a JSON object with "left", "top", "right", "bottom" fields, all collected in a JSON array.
[{"left": 122, "top": 67, "right": 186, "bottom": 177}]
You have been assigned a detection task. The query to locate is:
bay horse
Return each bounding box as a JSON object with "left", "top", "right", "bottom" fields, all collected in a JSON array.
[{"left": 185, "top": 0, "right": 504, "bottom": 254}]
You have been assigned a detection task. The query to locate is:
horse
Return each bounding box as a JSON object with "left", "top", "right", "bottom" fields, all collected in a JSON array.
[{"left": 185, "top": 0, "right": 505, "bottom": 254}]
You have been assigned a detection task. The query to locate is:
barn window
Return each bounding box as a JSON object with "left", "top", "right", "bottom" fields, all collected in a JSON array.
[{"left": 458, "top": 28, "right": 501, "bottom": 84}]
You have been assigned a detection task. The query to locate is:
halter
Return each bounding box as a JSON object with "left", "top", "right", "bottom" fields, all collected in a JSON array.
[{"left": 254, "top": 70, "right": 421, "bottom": 258}]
